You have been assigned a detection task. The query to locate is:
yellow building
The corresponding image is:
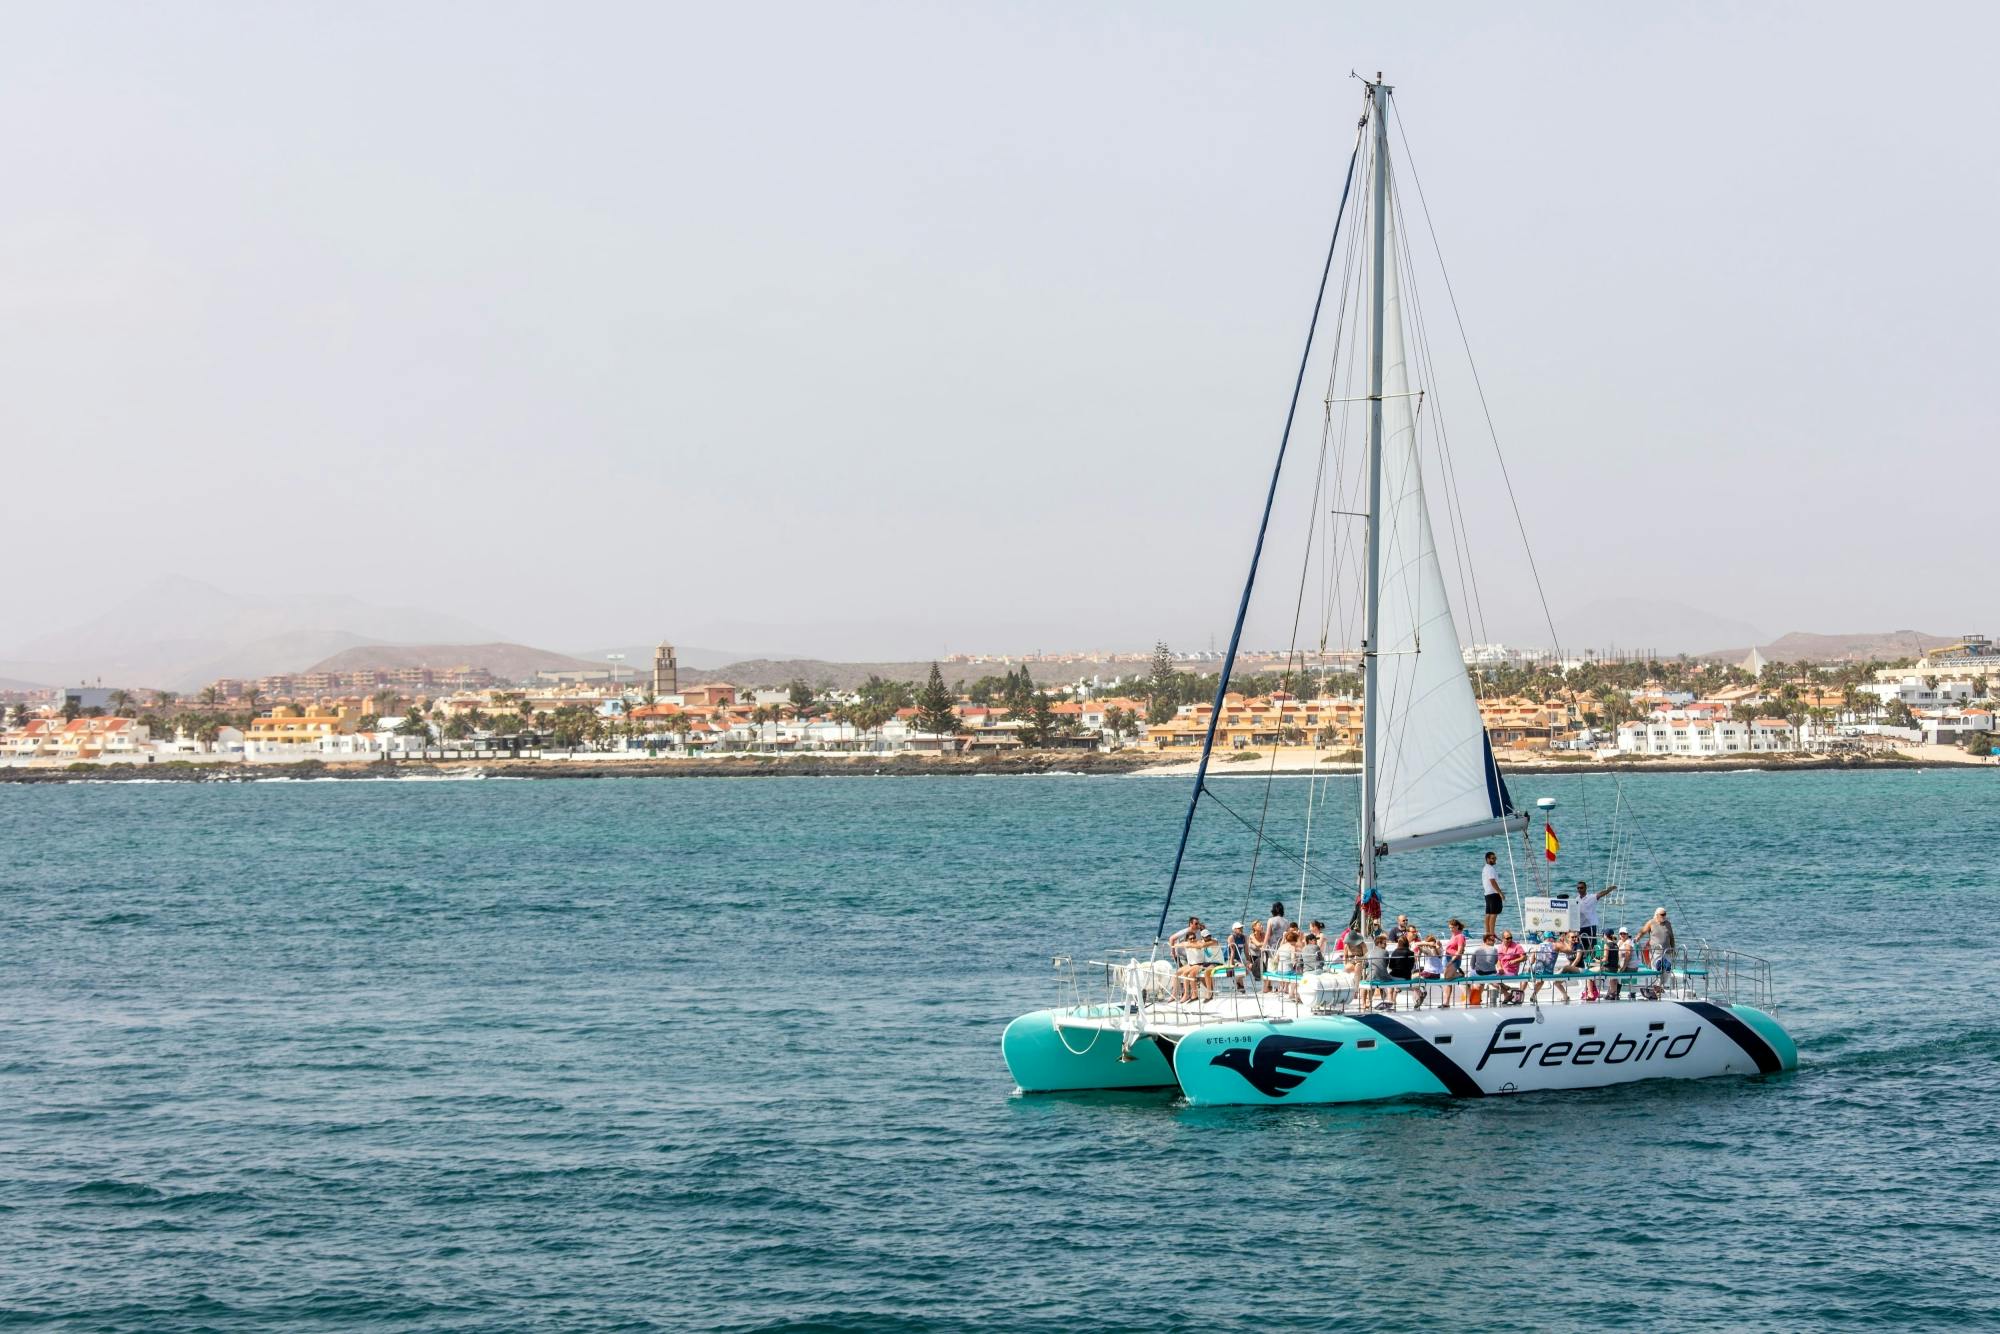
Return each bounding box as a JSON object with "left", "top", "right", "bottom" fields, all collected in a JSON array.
[
  {"left": 244, "top": 704, "right": 358, "bottom": 746},
  {"left": 1144, "top": 692, "right": 1566, "bottom": 751},
  {"left": 1146, "top": 694, "right": 1363, "bottom": 749},
  {"left": 1477, "top": 696, "right": 1562, "bottom": 750}
]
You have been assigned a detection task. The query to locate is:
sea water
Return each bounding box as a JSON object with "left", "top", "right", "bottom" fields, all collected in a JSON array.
[{"left": 1, "top": 770, "right": 1994, "bottom": 1331}]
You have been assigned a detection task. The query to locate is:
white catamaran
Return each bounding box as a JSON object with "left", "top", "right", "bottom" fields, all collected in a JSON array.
[{"left": 1003, "top": 77, "right": 1797, "bottom": 1106}]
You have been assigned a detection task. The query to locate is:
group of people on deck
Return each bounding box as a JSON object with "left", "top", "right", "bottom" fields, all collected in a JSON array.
[
  {"left": 1162, "top": 848, "right": 1682, "bottom": 1009},
  {"left": 1164, "top": 906, "right": 1333, "bottom": 1003},
  {"left": 1345, "top": 906, "right": 1674, "bottom": 1011}
]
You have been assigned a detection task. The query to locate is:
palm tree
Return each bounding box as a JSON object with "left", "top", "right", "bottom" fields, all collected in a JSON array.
[
  {"left": 199, "top": 684, "right": 221, "bottom": 709},
  {"left": 154, "top": 689, "right": 178, "bottom": 712}
]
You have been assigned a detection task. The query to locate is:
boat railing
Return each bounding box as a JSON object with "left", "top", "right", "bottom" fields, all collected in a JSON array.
[
  {"left": 1050, "top": 941, "right": 1778, "bottom": 1028},
  {"left": 1683, "top": 943, "right": 1776, "bottom": 1010}
]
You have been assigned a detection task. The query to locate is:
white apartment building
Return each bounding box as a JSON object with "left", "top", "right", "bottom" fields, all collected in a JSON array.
[
  {"left": 1865, "top": 676, "right": 1975, "bottom": 712},
  {"left": 1616, "top": 714, "right": 1798, "bottom": 756},
  {"left": 156, "top": 726, "right": 247, "bottom": 757},
  {"left": 1916, "top": 708, "right": 1996, "bottom": 746},
  {"left": 1749, "top": 718, "right": 1799, "bottom": 751}
]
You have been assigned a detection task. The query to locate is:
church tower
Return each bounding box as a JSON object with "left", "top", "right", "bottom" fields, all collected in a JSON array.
[{"left": 653, "top": 643, "right": 679, "bottom": 696}]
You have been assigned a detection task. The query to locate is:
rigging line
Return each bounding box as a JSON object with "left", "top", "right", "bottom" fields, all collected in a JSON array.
[
  {"left": 1607, "top": 774, "right": 1694, "bottom": 937},
  {"left": 1393, "top": 112, "right": 1563, "bottom": 662},
  {"left": 1317, "top": 167, "right": 1365, "bottom": 657},
  {"left": 1198, "top": 781, "right": 1350, "bottom": 891},
  {"left": 1154, "top": 114, "right": 1366, "bottom": 945},
  {"left": 1604, "top": 779, "right": 1624, "bottom": 889},
  {"left": 1391, "top": 176, "right": 1480, "bottom": 640},
  {"left": 1334, "top": 171, "right": 1373, "bottom": 656},
  {"left": 1319, "top": 160, "right": 1367, "bottom": 673},
  {"left": 1243, "top": 313, "right": 1350, "bottom": 911},
  {"left": 1298, "top": 763, "right": 1319, "bottom": 926},
  {"left": 1392, "top": 181, "right": 1491, "bottom": 654}
]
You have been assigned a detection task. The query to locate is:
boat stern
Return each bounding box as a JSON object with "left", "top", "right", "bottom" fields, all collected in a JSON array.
[{"left": 1728, "top": 1004, "right": 1800, "bottom": 1072}]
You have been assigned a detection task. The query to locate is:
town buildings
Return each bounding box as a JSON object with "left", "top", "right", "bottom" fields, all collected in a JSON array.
[
  {"left": 0, "top": 717, "right": 150, "bottom": 760},
  {"left": 6, "top": 628, "right": 1994, "bottom": 767}
]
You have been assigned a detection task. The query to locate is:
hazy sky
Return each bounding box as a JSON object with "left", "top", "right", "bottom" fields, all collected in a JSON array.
[{"left": 3, "top": 2, "right": 1993, "bottom": 661}]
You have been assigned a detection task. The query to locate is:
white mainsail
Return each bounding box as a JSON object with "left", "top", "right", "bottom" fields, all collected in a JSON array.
[{"left": 1368, "top": 177, "right": 1520, "bottom": 856}]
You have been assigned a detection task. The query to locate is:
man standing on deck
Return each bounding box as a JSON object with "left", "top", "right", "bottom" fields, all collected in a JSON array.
[
  {"left": 1575, "top": 881, "right": 1605, "bottom": 952},
  {"left": 1480, "top": 851, "right": 1504, "bottom": 939},
  {"left": 1640, "top": 907, "right": 1676, "bottom": 998},
  {"left": 1641, "top": 907, "right": 1675, "bottom": 964}
]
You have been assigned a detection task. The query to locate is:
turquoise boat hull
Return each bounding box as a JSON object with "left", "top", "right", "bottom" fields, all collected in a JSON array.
[
  {"left": 1001, "top": 1008, "right": 1177, "bottom": 1092},
  {"left": 1171, "top": 1001, "right": 1797, "bottom": 1106}
]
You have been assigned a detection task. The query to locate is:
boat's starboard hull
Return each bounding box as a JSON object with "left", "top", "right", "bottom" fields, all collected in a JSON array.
[{"left": 1172, "top": 1000, "right": 1796, "bottom": 1106}]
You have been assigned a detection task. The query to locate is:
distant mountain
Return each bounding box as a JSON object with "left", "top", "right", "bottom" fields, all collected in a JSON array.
[
  {"left": 1548, "top": 598, "right": 1769, "bottom": 659},
  {"left": 1699, "top": 629, "right": 1956, "bottom": 665},
  {"left": 307, "top": 642, "right": 604, "bottom": 683},
  {"left": 0, "top": 576, "right": 504, "bottom": 691}
]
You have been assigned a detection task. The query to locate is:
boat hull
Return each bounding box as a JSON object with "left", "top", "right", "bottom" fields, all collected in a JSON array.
[
  {"left": 1002, "top": 1008, "right": 1178, "bottom": 1092},
  {"left": 1172, "top": 1000, "right": 1796, "bottom": 1106}
]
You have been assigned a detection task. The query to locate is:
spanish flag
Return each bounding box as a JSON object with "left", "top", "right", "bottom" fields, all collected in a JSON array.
[{"left": 1544, "top": 823, "right": 1560, "bottom": 863}]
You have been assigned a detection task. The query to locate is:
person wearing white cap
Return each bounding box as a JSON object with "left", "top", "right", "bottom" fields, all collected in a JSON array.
[
  {"left": 1225, "top": 921, "right": 1250, "bottom": 993},
  {"left": 1639, "top": 907, "right": 1675, "bottom": 997}
]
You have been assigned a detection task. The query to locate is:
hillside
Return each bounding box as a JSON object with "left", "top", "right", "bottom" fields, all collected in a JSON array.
[
  {"left": 1553, "top": 597, "right": 1768, "bottom": 658},
  {"left": 0, "top": 576, "right": 502, "bottom": 691},
  {"left": 1700, "top": 629, "right": 1956, "bottom": 664},
  {"left": 307, "top": 643, "right": 603, "bottom": 682}
]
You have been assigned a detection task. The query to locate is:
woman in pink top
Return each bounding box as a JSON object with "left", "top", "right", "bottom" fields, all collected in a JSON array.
[
  {"left": 1496, "top": 930, "right": 1526, "bottom": 1005},
  {"left": 1441, "top": 918, "right": 1468, "bottom": 1008}
]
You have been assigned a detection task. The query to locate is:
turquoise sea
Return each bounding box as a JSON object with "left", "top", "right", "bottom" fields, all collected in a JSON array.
[{"left": 1, "top": 769, "right": 1995, "bottom": 1331}]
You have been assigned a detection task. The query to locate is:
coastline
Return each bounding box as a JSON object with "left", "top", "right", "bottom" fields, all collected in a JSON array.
[{"left": 0, "top": 747, "right": 1988, "bottom": 783}]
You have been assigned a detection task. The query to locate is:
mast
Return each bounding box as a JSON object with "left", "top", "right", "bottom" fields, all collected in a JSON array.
[{"left": 1359, "top": 76, "right": 1392, "bottom": 898}]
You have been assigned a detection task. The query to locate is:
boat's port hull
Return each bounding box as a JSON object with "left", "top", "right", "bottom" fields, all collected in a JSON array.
[
  {"left": 1002, "top": 1008, "right": 1178, "bottom": 1092},
  {"left": 1172, "top": 1001, "right": 1796, "bottom": 1105}
]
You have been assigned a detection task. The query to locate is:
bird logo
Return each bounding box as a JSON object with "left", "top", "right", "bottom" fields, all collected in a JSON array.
[{"left": 1207, "top": 1035, "right": 1343, "bottom": 1098}]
